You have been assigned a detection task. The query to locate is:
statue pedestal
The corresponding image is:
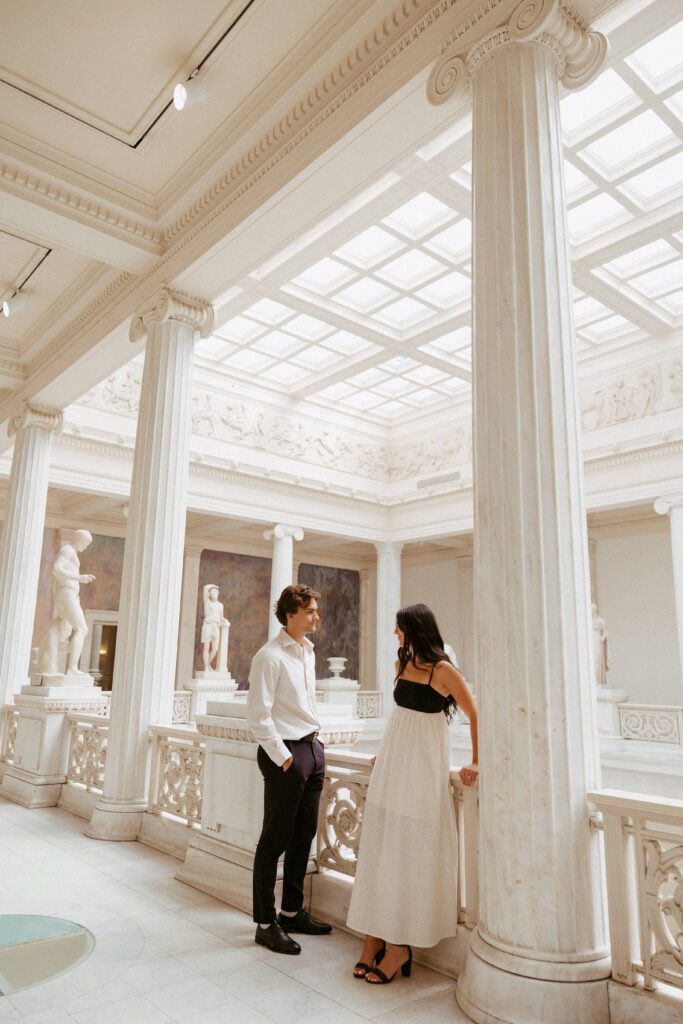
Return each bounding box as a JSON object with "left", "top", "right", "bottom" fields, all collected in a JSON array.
[
  {"left": 186, "top": 673, "right": 237, "bottom": 719},
  {"left": 596, "top": 687, "right": 630, "bottom": 739},
  {"left": 0, "top": 682, "right": 107, "bottom": 808},
  {"left": 316, "top": 676, "right": 360, "bottom": 710},
  {"left": 21, "top": 671, "right": 98, "bottom": 700},
  {"left": 176, "top": 699, "right": 362, "bottom": 912}
]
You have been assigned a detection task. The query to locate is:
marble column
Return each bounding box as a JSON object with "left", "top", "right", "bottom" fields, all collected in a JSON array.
[
  {"left": 87, "top": 288, "right": 214, "bottom": 841},
  {"left": 175, "top": 545, "right": 203, "bottom": 688},
  {"left": 428, "top": 5, "right": 609, "bottom": 1023},
  {"left": 374, "top": 542, "right": 402, "bottom": 713},
  {"left": 655, "top": 494, "right": 683, "bottom": 691},
  {"left": 0, "top": 403, "right": 63, "bottom": 706},
  {"left": 264, "top": 525, "right": 303, "bottom": 639}
]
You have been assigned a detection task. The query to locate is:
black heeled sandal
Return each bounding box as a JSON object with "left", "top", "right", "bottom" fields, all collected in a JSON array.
[
  {"left": 365, "top": 944, "right": 412, "bottom": 984},
  {"left": 353, "top": 941, "right": 386, "bottom": 979}
]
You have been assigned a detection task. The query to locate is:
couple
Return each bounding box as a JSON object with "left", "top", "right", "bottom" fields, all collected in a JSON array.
[{"left": 246, "top": 583, "right": 478, "bottom": 984}]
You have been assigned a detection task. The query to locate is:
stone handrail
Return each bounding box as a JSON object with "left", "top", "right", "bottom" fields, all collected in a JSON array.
[
  {"left": 66, "top": 713, "right": 110, "bottom": 792},
  {"left": 589, "top": 788, "right": 683, "bottom": 992},
  {"left": 0, "top": 705, "right": 19, "bottom": 764},
  {"left": 317, "top": 750, "right": 479, "bottom": 927},
  {"left": 148, "top": 725, "right": 205, "bottom": 827}
]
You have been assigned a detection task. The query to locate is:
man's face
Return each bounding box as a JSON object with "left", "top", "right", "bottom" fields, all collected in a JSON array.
[
  {"left": 209, "top": 588, "right": 218, "bottom": 601},
  {"left": 287, "top": 599, "right": 320, "bottom": 635}
]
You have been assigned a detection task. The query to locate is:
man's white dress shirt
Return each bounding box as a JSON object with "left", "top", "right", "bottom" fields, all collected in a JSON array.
[{"left": 247, "top": 628, "right": 321, "bottom": 767}]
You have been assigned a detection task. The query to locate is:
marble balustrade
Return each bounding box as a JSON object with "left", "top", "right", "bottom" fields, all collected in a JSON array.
[
  {"left": 65, "top": 713, "right": 110, "bottom": 792},
  {"left": 618, "top": 705, "right": 683, "bottom": 745},
  {"left": 589, "top": 789, "right": 683, "bottom": 994},
  {"left": 0, "top": 706, "right": 18, "bottom": 766},
  {"left": 147, "top": 725, "right": 205, "bottom": 827}
]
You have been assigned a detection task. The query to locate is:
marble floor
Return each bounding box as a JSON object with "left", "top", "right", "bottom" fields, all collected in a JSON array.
[{"left": 0, "top": 798, "right": 468, "bottom": 1024}]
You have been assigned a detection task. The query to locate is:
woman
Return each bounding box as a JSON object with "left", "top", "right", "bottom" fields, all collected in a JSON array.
[{"left": 346, "top": 603, "right": 478, "bottom": 985}]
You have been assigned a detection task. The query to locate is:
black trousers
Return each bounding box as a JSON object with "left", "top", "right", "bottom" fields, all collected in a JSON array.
[{"left": 253, "top": 738, "right": 325, "bottom": 924}]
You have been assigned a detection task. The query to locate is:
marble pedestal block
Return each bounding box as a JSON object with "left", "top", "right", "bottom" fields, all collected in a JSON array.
[
  {"left": 186, "top": 674, "right": 237, "bottom": 719},
  {"left": 176, "top": 700, "right": 363, "bottom": 912},
  {"left": 596, "top": 688, "right": 630, "bottom": 739},
  {"left": 0, "top": 686, "right": 107, "bottom": 808},
  {"left": 316, "top": 677, "right": 360, "bottom": 710}
]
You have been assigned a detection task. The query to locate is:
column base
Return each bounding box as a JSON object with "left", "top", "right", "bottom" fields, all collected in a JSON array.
[
  {"left": 85, "top": 797, "right": 148, "bottom": 841},
  {"left": 456, "top": 931, "right": 610, "bottom": 1024},
  {"left": 0, "top": 765, "right": 65, "bottom": 808}
]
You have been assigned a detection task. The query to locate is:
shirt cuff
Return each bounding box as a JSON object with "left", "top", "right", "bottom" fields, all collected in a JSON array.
[{"left": 261, "top": 737, "right": 292, "bottom": 767}]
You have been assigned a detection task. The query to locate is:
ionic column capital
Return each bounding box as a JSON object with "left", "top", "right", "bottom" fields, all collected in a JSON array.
[
  {"left": 8, "top": 401, "right": 63, "bottom": 438},
  {"left": 655, "top": 495, "right": 683, "bottom": 517},
  {"left": 129, "top": 286, "right": 215, "bottom": 343},
  {"left": 375, "top": 540, "right": 404, "bottom": 556},
  {"left": 264, "top": 524, "right": 304, "bottom": 543},
  {"left": 428, "top": 0, "right": 607, "bottom": 105}
]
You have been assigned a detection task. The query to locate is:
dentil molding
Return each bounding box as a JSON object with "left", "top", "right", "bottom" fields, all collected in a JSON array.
[
  {"left": 427, "top": 0, "right": 607, "bottom": 103},
  {"left": 129, "top": 287, "right": 215, "bottom": 342}
]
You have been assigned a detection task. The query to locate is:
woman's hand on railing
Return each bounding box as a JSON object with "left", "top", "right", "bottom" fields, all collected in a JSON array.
[
  {"left": 459, "top": 762, "right": 478, "bottom": 786},
  {"left": 370, "top": 755, "right": 376, "bottom": 767}
]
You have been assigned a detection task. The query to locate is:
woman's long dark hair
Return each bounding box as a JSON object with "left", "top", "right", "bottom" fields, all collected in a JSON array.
[{"left": 395, "top": 603, "right": 456, "bottom": 720}]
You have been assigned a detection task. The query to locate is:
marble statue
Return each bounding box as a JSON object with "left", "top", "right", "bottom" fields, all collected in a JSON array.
[
  {"left": 37, "top": 530, "right": 95, "bottom": 676},
  {"left": 201, "top": 584, "right": 230, "bottom": 674},
  {"left": 591, "top": 603, "right": 610, "bottom": 687}
]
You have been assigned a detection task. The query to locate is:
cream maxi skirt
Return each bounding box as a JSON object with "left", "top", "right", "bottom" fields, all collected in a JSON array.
[{"left": 346, "top": 704, "right": 459, "bottom": 947}]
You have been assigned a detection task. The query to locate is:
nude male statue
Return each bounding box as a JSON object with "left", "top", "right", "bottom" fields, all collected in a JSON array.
[
  {"left": 201, "top": 584, "right": 229, "bottom": 672},
  {"left": 37, "top": 530, "right": 95, "bottom": 676}
]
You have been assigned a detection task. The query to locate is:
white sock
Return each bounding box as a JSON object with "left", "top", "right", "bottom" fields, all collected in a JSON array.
[{"left": 280, "top": 909, "right": 297, "bottom": 917}]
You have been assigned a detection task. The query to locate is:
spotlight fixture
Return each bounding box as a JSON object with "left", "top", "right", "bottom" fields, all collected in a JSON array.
[
  {"left": 173, "top": 77, "right": 207, "bottom": 111},
  {"left": 2, "top": 293, "right": 25, "bottom": 318}
]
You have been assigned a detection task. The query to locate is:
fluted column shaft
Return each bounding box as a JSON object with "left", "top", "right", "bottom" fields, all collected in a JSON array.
[
  {"left": 375, "top": 542, "right": 402, "bottom": 713},
  {"left": 655, "top": 496, "right": 683, "bottom": 691},
  {"left": 264, "top": 525, "right": 303, "bottom": 639},
  {"left": 0, "top": 405, "right": 62, "bottom": 705},
  {"left": 88, "top": 289, "right": 213, "bottom": 841},
  {"left": 175, "top": 545, "right": 204, "bottom": 688},
  {"left": 447, "top": 13, "right": 610, "bottom": 1024}
]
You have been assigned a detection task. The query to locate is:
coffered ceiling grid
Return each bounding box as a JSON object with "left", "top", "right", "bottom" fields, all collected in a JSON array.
[{"left": 183, "top": 14, "right": 683, "bottom": 428}]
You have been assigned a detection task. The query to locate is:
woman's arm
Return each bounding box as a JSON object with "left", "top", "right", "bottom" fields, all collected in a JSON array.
[{"left": 435, "top": 662, "right": 479, "bottom": 786}]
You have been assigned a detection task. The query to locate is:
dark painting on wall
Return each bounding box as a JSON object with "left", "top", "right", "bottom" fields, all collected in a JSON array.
[
  {"left": 196, "top": 550, "right": 272, "bottom": 686},
  {"left": 297, "top": 564, "right": 360, "bottom": 680}
]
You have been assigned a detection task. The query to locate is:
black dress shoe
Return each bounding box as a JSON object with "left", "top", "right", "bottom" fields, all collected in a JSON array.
[
  {"left": 277, "top": 909, "right": 332, "bottom": 935},
  {"left": 255, "top": 921, "right": 301, "bottom": 955}
]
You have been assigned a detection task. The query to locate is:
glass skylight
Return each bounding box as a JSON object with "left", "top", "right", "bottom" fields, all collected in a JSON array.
[
  {"left": 405, "top": 365, "right": 448, "bottom": 385},
  {"left": 260, "top": 363, "right": 309, "bottom": 385},
  {"left": 334, "top": 226, "right": 405, "bottom": 269},
  {"left": 347, "top": 368, "right": 389, "bottom": 388},
  {"left": 424, "top": 219, "right": 471, "bottom": 262},
  {"left": 218, "top": 315, "right": 266, "bottom": 343},
  {"left": 579, "top": 111, "right": 675, "bottom": 175},
  {"left": 283, "top": 314, "right": 334, "bottom": 341},
  {"left": 335, "top": 278, "right": 398, "bottom": 312},
  {"left": 402, "top": 387, "right": 442, "bottom": 407},
  {"left": 567, "top": 193, "right": 631, "bottom": 240},
  {"left": 342, "top": 391, "right": 385, "bottom": 410},
  {"left": 383, "top": 193, "right": 453, "bottom": 238},
  {"left": 563, "top": 160, "right": 593, "bottom": 199},
  {"left": 427, "top": 327, "right": 471, "bottom": 353},
  {"left": 560, "top": 69, "right": 636, "bottom": 135},
  {"left": 416, "top": 270, "right": 470, "bottom": 309},
  {"left": 242, "top": 299, "right": 295, "bottom": 325},
  {"left": 660, "top": 289, "right": 683, "bottom": 314},
  {"left": 620, "top": 151, "right": 683, "bottom": 204},
  {"left": 375, "top": 399, "right": 409, "bottom": 418},
  {"left": 629, "top": 259, "right": 683, "bottom": 297},
  {"left": 379, "top": 356, "right": 420, "bottom": 374},
  {"left": 290, "top": 257, "right": 356, "bottom": 294},
  {"left": 374, "top": 377, "right": 418, "bottom": 398},
  {"left": 321, "top": 331, "right": 377, "bottom": 356},
  {"left": 604, "top": 239, "right": 679, "bottom": 278},
  {"left": 574, "top": 296, "right": 615, "bottom": 324},
  {"left": 416, "top": 114, "right": 472, "bottom": 161},
  {"left": 374, "top": 297, "right": 433, "bottom": 328},
  {"left": 665, "top": 88, "right": 683, "bottom": 124},
  {"left": 625, "top": 21, "right": 683, "bottom": 92},
  {"left": 251, "top": 330, "right": 307, "bottom": 358},
  {"left": 224, "top": 350, "right": 275, "bottom": 372},
  {"left": 582, "top": 314, "right": 634, "bottom": 341},
  {"left": 316, "top": 382, "right": 355, "bottom": 401},
  {"left": 290, "top": 345, "right": 341, "bottom": 371},
  {"left": 194, "top": 337, "right": 235, "bottom": 360},
  {"left": 375, "top": 250, "right": 447, "bottom": 288}
]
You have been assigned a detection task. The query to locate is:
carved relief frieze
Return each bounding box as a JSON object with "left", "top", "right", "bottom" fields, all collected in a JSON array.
[{"left": 581, "top": 357, "right": 683, "bottom": 432}]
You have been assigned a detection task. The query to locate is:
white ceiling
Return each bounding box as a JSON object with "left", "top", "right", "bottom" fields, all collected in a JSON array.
[{"left": 175, "top": 8, "right": 683, "bottom": 429}]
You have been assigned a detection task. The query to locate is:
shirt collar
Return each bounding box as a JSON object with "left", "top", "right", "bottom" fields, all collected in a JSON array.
[{"left": 278, "top": 627, "right": 314, "bottom": 652}]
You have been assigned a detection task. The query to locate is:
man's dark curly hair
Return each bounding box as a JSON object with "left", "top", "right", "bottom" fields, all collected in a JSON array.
[{"left": 275, "top": 583, "right": 321, "bottom": 626}]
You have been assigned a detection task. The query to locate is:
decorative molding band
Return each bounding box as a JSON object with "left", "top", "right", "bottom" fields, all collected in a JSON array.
[
  {"left": 428, "top": 0, "right": 607, "bottom": 103},
  {"left": 7, "top": 400, "right": 63, "bottom": 437},
  {"left": 129, "top": 287, "right": 215, "bottom": 342},
  {"left": 0, "top": 160, "right": 163, "bottom": 250}
]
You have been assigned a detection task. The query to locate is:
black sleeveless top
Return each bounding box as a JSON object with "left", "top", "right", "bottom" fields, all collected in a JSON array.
[{"left": 394, "top": 663, "right": 450, "bottom": 715}]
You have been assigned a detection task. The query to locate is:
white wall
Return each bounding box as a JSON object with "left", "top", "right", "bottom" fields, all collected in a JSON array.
[
  {"left": 401, "top": 550, "right": 475, "bottom": 681},
  {"left": 595, "top": 526, "right": 681, "bottom": 706}
]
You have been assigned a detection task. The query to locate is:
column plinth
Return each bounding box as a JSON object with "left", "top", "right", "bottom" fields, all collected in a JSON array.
[
  {"left": 374, "top": 542, "right": 402, "bottom": 715},
  {"left": 264, "top": 525, "right": 304, "bottom": 639},
  {"left": 87, "top": 288, "right": 213, "bottom": 841},
  {"left": 427, "top": 3, "right": 610, "bottom": 1021},
  {"left": 0, "top": 403, "right": 63, "bottom": 706}
]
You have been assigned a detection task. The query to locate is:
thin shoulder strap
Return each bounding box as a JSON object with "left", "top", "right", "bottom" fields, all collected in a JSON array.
[{"left": 427, "top": 662, "right": 437, "bottom": 687}]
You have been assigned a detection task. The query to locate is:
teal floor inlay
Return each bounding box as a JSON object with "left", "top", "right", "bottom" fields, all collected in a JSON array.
[
  {"left": 0, "top": 915, "right": 94, "bottom": 994},
  {"left": 0, "top": 915, "right": 82, "bottom": 948}
]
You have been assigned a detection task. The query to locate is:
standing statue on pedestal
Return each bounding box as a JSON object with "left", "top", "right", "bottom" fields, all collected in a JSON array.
[
  {"left": 37, "top": 530, "right": 95, "bottom": 677},
  {"left": 201, "top": 584, "right": 230, "bottom": 675},
  {"left": 591, "top": 603, "right": 610, "bottom": 687}
]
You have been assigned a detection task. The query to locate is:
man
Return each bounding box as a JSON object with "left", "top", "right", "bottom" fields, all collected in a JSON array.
[
  {"left": 247, "top": 583, "right": 332, "bottom": 955},
  {"left": 37, "top": 529, "right": 95, "bottom": 676}
]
